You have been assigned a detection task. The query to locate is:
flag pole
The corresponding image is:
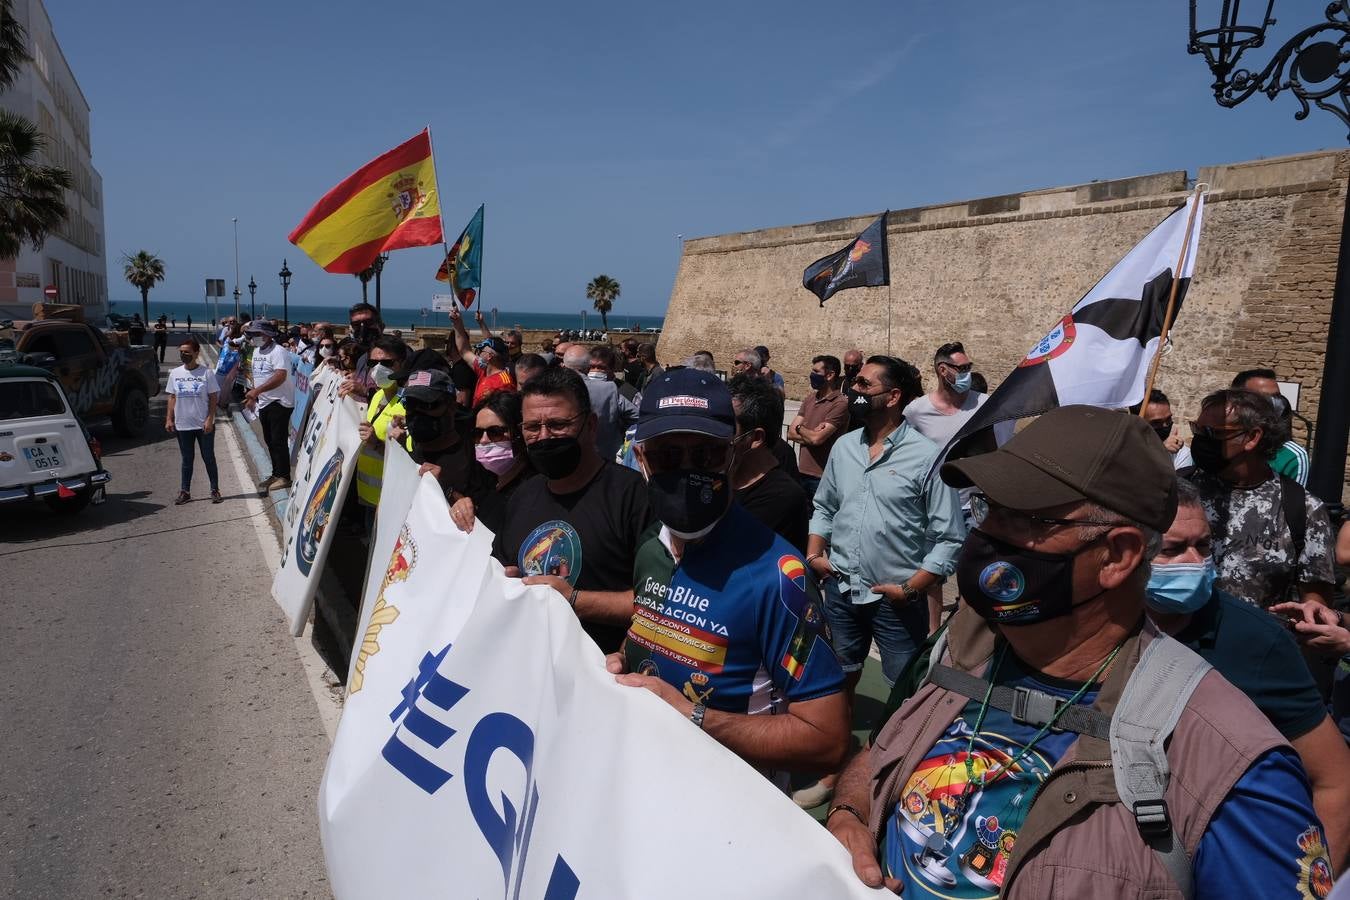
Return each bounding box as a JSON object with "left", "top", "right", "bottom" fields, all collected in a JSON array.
[
  {"left": 886, "top": 281, "right": 893, "bottom": 356},
  {"left": 1138, "top": 183, "right": 1207, "bottom": 417},
  {"left": 425, "top": 124, "right": 456, "bottom": 313}
]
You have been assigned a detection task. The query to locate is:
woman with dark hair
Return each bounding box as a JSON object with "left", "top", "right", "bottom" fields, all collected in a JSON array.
[
  {"left": 329, "top": 338, "right": 361, "bottom": 374},
  {"left": 449, "top": 389, "right": 534, "bottom": 535}
]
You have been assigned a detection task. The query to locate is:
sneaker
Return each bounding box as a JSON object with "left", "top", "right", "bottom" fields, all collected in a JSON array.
[
  {"left": 270, "top": 477, "right": 292, "bottom": 492},
  {"left": 174, "top": 490, "right": 190, "bottom": 506},
  {"left": 210, "top": 489, "right": 223, "bottom": 504},
  {"left": 257, "top": 476, "right": 273, "bottom": 490},
  {"left": 791, "top": 780, "right": 834, "bottom": 810}
]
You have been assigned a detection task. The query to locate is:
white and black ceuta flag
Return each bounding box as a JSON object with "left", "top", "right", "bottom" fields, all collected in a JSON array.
[{"left": 942, "top": 193, "right": 1205, "bottom": 463}]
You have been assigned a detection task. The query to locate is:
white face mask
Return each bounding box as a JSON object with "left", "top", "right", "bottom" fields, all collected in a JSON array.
[
  {"left": 371, "top": 363, "right": 395, "bottom": 388},
  {"left": 318, "top": 347, "right": 336, "bottom": 359},
  {"left": 586, "top": 370, "right": 608, "bottom": 381},
  {"left": 250, "top": 336, "right": 268, "bottom": 349}
]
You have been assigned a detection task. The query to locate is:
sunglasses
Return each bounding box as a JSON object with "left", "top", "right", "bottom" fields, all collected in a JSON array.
[
  {"left": 643, "top": 442, "right": 732, "bottom": 472},
  {"left": 472, "top": 425, "right": 513, "bottom": 441},
  {"left": 1188, "top": 422, "right": 1251, "bottom": 441}
]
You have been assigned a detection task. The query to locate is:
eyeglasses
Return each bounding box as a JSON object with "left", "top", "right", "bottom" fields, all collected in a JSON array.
[
  {"left": 731, "top": 359, "right": 753, "bottom": 369},
  {"left": 404, "top": 401, "right": 448, "bottom": 416},
  {"left": 969, "top": 493, "right": 1130, "bottom": 531},
  {"left": 941, "top": 361, "right": 975, "bottom": 374},
  {"left": 521, "top": 413, "right": 584, "bottom": 438},
  {"left": 1188, "top": 422, "right": 1250, "bottom": 441},
  {"left": 643, "top": 442, "right": 732, "bottom": 472},
  {"left": 472, "top": 425, "right": 513, "bottom": 442}
]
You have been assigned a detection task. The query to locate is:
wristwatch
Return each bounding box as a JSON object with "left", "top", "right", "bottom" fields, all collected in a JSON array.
[
  {"left": 690, "top": 703, "right": 707, "bottom": 729},
  {"left": 899, "top": 582, "right": 922, "bottom": 604}
]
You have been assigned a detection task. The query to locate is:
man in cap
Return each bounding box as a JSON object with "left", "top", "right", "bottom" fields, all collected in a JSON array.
[
  {"left": 826, "top": 405, "right": 1329, "bottom": 898},
  {"left": 449, "top": 304, "right": 515, "bottom": 406},
  {"left": 243, "top": 320, "right": 294, "bottom": 494},
  {"left": 398, "top": 367, "right": 478, "bottom": 501},
  {"left": 608, "top": 368, "right": 849, "bottom": 785}
]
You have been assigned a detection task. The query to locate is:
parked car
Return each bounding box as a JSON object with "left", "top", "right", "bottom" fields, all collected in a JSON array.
[
  {"left": 0, "top": 363, "right": 110, "bottom": 513},
  {"left": 8, "top": 319, "right": 160, "bottom": 436}
]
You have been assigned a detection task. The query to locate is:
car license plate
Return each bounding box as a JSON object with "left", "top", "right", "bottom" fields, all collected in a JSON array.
[{"left": 24, "top": 443, "right": 62, "bottom": 472}]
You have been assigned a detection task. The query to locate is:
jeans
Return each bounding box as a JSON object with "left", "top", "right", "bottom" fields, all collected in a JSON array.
[
  {"left": 175, "top": 429, "right": 219, "bottom": 492},
  {"left": 821, "top": 577, "right": 928, "bottom": 686},
  {"left": 259, "top": 402, "right": 292, "bottom": 480},
  {"left": 799, "top": 474, "right": 821, "bottom": 498}
]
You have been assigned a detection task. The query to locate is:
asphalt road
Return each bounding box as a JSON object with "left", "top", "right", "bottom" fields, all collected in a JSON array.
[{"left": 0, "top": 347, "right": 334, "bottom": 898}]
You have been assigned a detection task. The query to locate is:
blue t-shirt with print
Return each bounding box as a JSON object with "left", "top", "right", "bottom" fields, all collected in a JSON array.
[
  {"left": 624, "top": 502, "right": 844, "bottom": 716},
  {"left": 883, "top": 651, "right": 1332, "bottom": 900}
]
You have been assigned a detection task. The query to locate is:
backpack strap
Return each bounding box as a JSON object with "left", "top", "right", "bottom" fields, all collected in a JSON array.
[
  {"left": 1278, "top": 474, "right": 1307, "bottom": 569},
  {"left": 1110, "top": 633, "right": 1212, "bottom": 900},
  {"left": 927, "top": 663, "right": 1113, "bottom": 739}
]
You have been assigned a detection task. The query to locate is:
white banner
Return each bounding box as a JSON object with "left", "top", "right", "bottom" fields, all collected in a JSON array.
[
  {"left": 319, "top": 468, "right": 882, "bottom": 899},
  {"left": 272, "top": 367, "right": 364, "bottom": 635}
]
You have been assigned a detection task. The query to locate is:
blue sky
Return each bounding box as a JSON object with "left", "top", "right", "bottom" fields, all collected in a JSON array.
[{"left": 51, "top": 0, "right": 1346, "bottom": 314}]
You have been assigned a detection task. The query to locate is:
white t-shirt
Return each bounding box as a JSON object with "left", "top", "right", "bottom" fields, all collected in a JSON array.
[
  {"left": 167, "top": 364, "right": 220, "bottom": 431},
  {"left": 250, "top": 342, "right": 295, "bottom": 409},
  {"left": 903, "top": 390, "right": 1015, "bottom": 448}
]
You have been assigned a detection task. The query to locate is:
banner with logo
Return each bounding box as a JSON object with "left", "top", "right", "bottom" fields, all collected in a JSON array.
[
  {"left": 272, "top": 371, "right": 364, "bottom": 635},
  {"left": 287, "top": 351, "right": 317, "bottom": 460},
  {"left": 318, "top": 476, "right": 882, "bottom": 899}
]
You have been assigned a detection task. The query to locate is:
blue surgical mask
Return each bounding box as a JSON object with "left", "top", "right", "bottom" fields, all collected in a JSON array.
[
  {"left": 1145, "top": 559, "right": 1216, "bottom": 615},
  {"left": 950, "top": 370, "right": 973, "bottom": 393}
]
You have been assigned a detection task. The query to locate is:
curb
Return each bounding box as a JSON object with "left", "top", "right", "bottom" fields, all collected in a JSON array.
[{"left": 200, "top": 340, "right": 292, "bottom": 523}]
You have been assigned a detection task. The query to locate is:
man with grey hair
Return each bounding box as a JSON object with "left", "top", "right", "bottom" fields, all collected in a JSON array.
[
  {"left": 731, "top": 347, "right": 763, "bottom": 379},
  {"left": 827, "top": 405, "right": 1329, "bottom": 898},
  {"left": 564, "top": 343, "right": 637, "bottom": 459},
  {"left": 1186, "top": 387, "right": 1334, "bottom": 610},
  {"left": 683, "top": 351, "right": 716, "bottom": 373}
]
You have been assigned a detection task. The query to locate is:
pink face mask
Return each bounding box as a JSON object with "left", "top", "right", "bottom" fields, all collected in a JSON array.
[{"left": 474, "top": 440, "right": 516, "bottom": 475}]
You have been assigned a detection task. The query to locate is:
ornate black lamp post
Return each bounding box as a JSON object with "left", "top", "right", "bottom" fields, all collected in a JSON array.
[
  {"left": 372, "top": 252, "right": 388, "bottom": 315},
  {"left": 1188, "top": 0, "right": 1350, "bottom": 509},
  {"left": 279, "top": 260, "right": 292, "bottom": 329},
  {"left": 247, "top": 276, "right": 257, "bottom": 321}
]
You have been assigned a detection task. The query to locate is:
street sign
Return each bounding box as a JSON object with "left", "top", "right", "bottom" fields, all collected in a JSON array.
[
  {"left": 204, "top": 278, "right": 226, "bottom": 297},
  {"left": 43, "top": 284, "right": 58, "bottom": 299},
  {"left": 431, "top": 293, "right": 455, "bottom": 312}
]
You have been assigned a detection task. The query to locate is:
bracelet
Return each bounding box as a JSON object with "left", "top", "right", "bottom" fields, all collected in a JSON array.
[
  {"left": 568, "top": 587, "right": 580, "bottom": 608},
  {"left": 806, "top": 553, "right": 824, "bottom": 565},
  {"left": 826, "top": 803, "right": 867, "bottom": 827},
  {"left": 690, "top": 702, "right": 707, "bottom": 729}
]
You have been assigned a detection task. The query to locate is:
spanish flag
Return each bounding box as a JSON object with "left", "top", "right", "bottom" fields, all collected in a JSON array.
[{"left": 288, "top": 129, "right": 443, "bottom": 274}]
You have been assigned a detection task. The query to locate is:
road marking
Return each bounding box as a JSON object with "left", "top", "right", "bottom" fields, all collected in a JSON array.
[{"left": 218, "top": 414, "right": 341, "bottom": 743}]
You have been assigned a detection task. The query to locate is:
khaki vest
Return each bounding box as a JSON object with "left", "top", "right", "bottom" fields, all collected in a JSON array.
[{"left": 868, "top": 607, "right": 1287, "bottom": 898}]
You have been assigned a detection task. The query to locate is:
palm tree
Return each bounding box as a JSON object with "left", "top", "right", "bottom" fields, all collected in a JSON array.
[
  {"left": 0, "top": 5, "right": 70, "bottom": 260},
  {"left": 586, "top": 274, "right": 620, "bottom": 332},
  {"left": 123, "top": 251, "right": 165, "bottom": 323}
]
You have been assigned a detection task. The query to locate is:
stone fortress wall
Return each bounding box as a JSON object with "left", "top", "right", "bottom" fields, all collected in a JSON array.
[{"left": 657, "top": 149, "right": 1347, "bottom": 467}]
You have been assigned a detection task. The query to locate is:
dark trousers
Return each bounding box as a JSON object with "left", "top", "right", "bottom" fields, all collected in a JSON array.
[
  {"left": 259, "top": 402, "right": 292, "bottom": 480},
  {"left": 175, "top": 429, "right": 219, "bottom": 492},
  {"left": 154, "top": 336, "right": 167, "bottom": 362}
]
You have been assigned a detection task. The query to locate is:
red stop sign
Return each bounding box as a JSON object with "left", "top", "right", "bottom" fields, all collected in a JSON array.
[{"left": 43, "top": 284, "right": 58, "bottom": 299}]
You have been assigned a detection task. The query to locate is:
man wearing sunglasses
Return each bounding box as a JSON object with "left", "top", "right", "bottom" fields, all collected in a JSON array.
[
  {"left": 1186, "top": 388, "right": 1334, "bottom": 612},
  {"left": 493, "top": 367, "right": 653, "bottom": 654},
  {"left": 607, "top": 368, "right": 849, "bottom": 786},
  {"left": 398, "top": 368, "right": 477, "bottom": 502}
]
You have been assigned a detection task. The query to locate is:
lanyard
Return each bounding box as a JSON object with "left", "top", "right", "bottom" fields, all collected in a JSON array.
[{"left": 963, "top": 641, "right": 1122, "bottom": 792}]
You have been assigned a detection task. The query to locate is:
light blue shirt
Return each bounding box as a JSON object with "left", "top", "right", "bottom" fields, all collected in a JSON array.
[{"left": 809, "top": 421, "right": 966, "bottom": 605}]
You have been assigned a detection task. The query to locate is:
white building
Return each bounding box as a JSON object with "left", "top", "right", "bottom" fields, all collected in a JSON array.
[{"left": 0, "top": 0, "right": 106, "bottom": 321}]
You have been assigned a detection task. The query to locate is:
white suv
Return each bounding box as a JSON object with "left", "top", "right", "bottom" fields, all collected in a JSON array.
[{"left": 0, "top": 363, "right": 110, "bottom": 514}]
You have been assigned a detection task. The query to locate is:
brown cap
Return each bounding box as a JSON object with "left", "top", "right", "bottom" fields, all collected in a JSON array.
[{"left": 941, "top": 405, "right": 1177, "bottom": 532}]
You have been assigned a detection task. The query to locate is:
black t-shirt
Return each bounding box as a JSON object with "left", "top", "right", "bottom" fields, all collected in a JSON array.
[
  {"left": 469, "top": 463, "right": 533, "bottom": 536},
  {"left": 737, "top": 465, "right": 811, "bottom": 554},
  {"left": 493, "top": 461, "right": 653, "bottom": 652},
  {"left": 410, "top": 413, "right": 482, "bottom": 500}
]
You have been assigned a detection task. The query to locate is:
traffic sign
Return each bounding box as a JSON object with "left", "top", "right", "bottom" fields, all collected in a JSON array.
[{"left": 43, "top": 284, "right": 58, "bottom": 299}]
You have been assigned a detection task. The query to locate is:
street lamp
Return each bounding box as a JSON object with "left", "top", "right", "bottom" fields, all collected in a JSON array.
[
  {"left": 1188, "top": 0, "right": 1350, "bottom": 509},
  {"left": 372, "top": 252, "right": 387, "bottom": 314},
  {"left": 279, "top": 259, "right": 292, "bottom": 328},
  {"left": 248, "top": 276, "right": 257, "bottom": 320}
]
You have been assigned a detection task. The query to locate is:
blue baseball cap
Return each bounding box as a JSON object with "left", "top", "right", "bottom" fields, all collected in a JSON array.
[{"left": 635, "top": 368, "right": 735, "bottom": 443}]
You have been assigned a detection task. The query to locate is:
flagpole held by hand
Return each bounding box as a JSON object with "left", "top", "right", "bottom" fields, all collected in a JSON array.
[{"left": 1139, "top": 183, "right": 1208, "bottom": 417}]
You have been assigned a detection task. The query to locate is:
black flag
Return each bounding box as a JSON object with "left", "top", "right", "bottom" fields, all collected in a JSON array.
[{"left": 802, "top": 212, "right": 889, "bottom": 306}]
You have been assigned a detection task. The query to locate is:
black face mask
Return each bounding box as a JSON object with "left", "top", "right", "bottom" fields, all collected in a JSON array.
[
  {"left": 844, "top": 365, "right": 861, "bottom": 381},
  {"left": 1189, "top": 434, "right": 1227, "bottom": 473},
  {"left": 1151, "top": 424, "right": 1171, "bottom": 443},
  {"left": 350, "top": 321, "right": 378, "bottom": 347},
  {"left": 851, "top": 391, "right": 885, "bottom": 416},
  {"left": 956, "top": 529, "right": 1103, "bottom": 626},
  {"left": 647, "top": 469, "right": 732, "bottom": 540},
  {"left": 179, "top": 352, "right": 194, "bottom": 364},
  {"left": 527, "top": 436, "right": 583, "bottom": 480},
  {"left": 408, "top": 413, "right": 446, "bottom": 444}
]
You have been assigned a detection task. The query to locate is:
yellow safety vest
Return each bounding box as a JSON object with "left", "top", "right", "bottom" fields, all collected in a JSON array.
[{"left": 355, "top": 390, "right": 404, "bottom": 507}]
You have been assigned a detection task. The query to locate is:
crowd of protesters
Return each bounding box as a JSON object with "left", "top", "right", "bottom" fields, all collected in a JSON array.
[{"left": 209, "top": 297, "right": 1349, "bottom": 898}]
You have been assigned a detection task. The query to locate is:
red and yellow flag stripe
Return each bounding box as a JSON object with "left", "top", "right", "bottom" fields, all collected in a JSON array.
[{"left": 288, "top": 129, "right": 443, "bottom": 274}]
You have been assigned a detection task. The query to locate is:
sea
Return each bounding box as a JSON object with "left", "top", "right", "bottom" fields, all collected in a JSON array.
[{"left": 121, "top": 299, "right": 666, "bottom": 333}]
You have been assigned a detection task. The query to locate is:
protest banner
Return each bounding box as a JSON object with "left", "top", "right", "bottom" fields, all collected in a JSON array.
[
  {"left": 272, "top": 373, "right": 363, "bottom": 635},
  {"left": 319, "top": 475, "right": 882, "bottom": 900},
  {"left": 286, "top": 351, "right": 317, "bottom": 460}
]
